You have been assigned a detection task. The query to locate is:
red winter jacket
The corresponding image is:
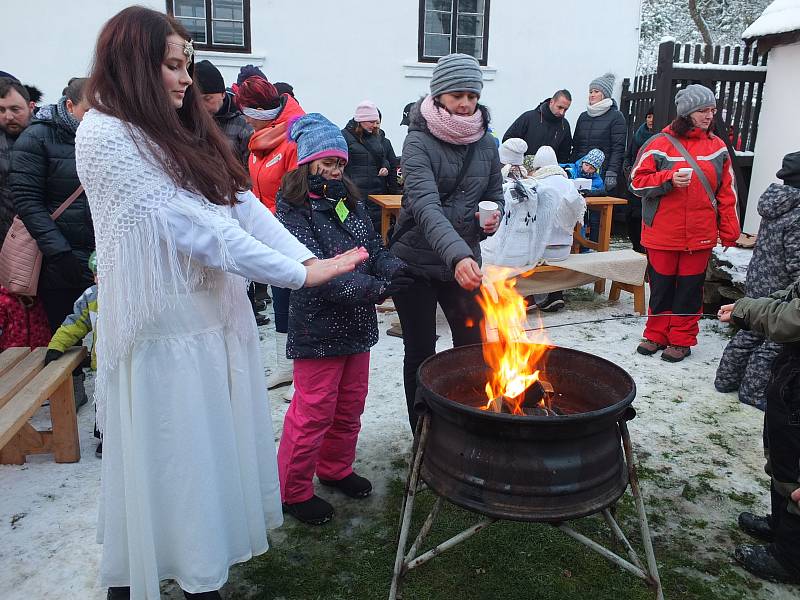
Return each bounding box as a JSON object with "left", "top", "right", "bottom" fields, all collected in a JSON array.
[
  {"left": 631, "top": 126, "right": 740, "bottom": 251},
  {"left": 248, "top": 95, "right": 306, "bottom": 213},
  {"left": 0, "top": 287, "right": 51, "bottom": 350}
]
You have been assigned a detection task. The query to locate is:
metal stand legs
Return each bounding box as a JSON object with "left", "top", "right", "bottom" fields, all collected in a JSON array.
[{"left": 388, "top": 416, "right": 664, "bottom": 600}]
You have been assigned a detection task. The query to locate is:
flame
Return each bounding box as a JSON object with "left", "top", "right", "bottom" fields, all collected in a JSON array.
[{"left": 477, "top": 268, "right": 551, "bottom": 415}]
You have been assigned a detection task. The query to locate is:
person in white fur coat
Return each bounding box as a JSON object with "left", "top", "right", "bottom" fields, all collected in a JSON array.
[{"left": 482, "top": 145, "right": 585, "bottom": 311}]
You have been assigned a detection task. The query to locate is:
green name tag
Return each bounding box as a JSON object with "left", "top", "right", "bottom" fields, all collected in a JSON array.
[{"left": 334, "top": 199, "right": 350, "bottom": 223}]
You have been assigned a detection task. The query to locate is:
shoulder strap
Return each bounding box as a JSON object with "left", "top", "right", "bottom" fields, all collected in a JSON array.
[
  {"left": 51, "top": 185, "right": 84, "bottom": 221},
  {"left": 662, "top": 133, "right": 718, "bottom": 213},
  {"left": 388, "top": 141, "right": 479, "bottom": 248}
]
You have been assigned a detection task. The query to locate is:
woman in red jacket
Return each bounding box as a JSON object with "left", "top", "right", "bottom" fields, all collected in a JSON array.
[
  {"left": 236, "top": 76, "right": 306, "bottom": 396},
  {"left": 631, "top": 84, "right": 740, "bottom": 362}
]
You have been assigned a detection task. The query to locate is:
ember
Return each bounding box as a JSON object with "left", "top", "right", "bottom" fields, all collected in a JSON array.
[{"left": 477, "top": 270, "right": 555, "bottom": 415}]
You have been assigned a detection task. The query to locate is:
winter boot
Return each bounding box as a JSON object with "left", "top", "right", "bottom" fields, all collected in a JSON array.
[
  {"left": 319, "top": 472, "right": 373, "bottom": 498},
  {"left": 283, "top": 495, "right": 334, "bottom": 525},
  {"left": 267, "top": 332, "right": 293, "bottom": 390},
  {"left": 738, "top": 512, "right": 774, "bottom": 542},
  {"left": 661, "top": 345, "right": 691, "bottom": 362},
  {"left": 734, "top": 544, "right": 800, "bottom": 583},
  {"left": 636, "top": 339, "right": 665, "bottom": 356}
]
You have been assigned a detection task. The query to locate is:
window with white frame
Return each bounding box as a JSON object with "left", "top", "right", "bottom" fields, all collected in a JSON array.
[
  {"left": 419, "top": 0, "right": 490, "bottom": 65},
  {"left": 167, "top": 0, "right": 251, "bottom": 53}
]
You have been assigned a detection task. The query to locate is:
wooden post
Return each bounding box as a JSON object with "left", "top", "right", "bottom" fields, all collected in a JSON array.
[
  {"left": 653, "top": 40, "right": 675, "bottom": 131},
  {"left": 50, "top": 376, "right": 80, "bottom": 463}
]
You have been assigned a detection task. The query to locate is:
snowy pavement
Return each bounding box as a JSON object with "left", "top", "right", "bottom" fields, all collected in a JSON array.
[{"left": 1, "top": 285, "right": 798, "bottom": 599}]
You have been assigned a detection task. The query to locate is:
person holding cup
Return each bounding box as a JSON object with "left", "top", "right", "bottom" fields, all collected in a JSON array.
[
  {"left": 630, "top": 84, "right": 740, "bottom": 362},
  {"left": 389, "top": 53, "right": 503, "bottom": 430}
]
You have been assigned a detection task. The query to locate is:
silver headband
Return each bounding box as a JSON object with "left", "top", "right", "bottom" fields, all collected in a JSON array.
[
  {"left": 168, "top": 39, "right": 194, "bottom": 63},
  {"left": 242, "top": 105, "right": 282, "bottom": 121}
]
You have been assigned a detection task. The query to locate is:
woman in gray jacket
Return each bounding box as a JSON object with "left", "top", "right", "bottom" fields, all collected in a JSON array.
[{"left": 391, "top": 53, "right": 503, "bottom": 431}]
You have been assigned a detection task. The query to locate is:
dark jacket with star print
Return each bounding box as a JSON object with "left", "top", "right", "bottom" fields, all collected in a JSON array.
[{"left": 277, "top": 191, "right": 405, "bottom": 359}]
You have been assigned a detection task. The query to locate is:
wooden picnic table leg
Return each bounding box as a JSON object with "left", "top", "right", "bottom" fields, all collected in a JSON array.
[
  {"left": 381, "top": 207, "right": 391, "bottom": 244},
  {"left": 593, "top": 205, "right": 614, "bottom": 295},
  {"left": 50, "top": 375, "right": 80, "bottom": 463}
]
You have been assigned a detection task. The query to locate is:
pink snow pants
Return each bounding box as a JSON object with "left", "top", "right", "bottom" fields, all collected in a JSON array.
[{"left": 277, "top": 351, "right": 370, "bottom": 503}]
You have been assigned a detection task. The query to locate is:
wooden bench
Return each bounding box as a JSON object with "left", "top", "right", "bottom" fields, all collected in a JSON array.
[{"left": 0, "top": 346, "right": 87, "bottom": 464}]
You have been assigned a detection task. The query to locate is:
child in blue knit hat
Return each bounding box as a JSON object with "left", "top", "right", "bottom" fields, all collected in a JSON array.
[
  {"left": 275, "top": 113, "right": 413, "bottom": 526},
  {"left": 560, "top": 148, "right": 606, "bottom": 191}
]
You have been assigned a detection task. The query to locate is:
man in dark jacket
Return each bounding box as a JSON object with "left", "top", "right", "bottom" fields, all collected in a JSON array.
[
  {"left": 503, "top": 91, "right": 573, "bottom": 163},
  {"left": 9, "top": 78, "right": 94, "bottom": 330},
  {"left": 194, "top": 60, "right": 253, "bottom": 166},
  {"left": 0, "top": 77, "right": 36, "bottom": 243}
]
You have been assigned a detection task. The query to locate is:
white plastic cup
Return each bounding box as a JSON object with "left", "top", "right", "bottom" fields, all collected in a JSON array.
[
  {"left": 478, "top": 200, "right": 499, "bottom": 226},
  {"left": 678, "top": 167, "right": 693, "bottom": 180}
]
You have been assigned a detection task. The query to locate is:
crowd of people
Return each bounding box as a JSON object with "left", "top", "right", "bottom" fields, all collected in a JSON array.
[{"left": 1, "top": 4, "right": 799, "bottom": 597}]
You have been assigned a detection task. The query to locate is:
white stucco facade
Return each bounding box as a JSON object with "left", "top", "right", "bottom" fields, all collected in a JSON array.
[
  {"left": 743, "top": 41, "right": 800, "bottom": 233},
  {"left": 1, "top": 0, "right": 640, "bottom": 148}
]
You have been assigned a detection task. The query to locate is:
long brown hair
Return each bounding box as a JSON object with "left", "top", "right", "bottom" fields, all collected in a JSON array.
[
  {"left": 281, "top": 164, "right": 361, "bottom": 210},
  {"left": 86, "top": 6, "right": 248, "bottom": 205},
  {"left": 670, "top": 114, "right": 717, "bottom": 138}
]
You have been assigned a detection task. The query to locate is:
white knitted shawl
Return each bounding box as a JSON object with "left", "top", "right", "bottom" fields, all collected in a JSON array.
[{"left": 75, "top": 110, "right": 252, "bottom": 432}]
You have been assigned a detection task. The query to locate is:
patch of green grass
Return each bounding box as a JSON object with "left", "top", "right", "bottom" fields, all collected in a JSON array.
[
  {"left": 728, "top": 490, "right": 759, "bottom": 507},
  {"left": 230, "top": 478, "right": 765, "bottom": 600},
  {"left": 681, "top": 480, "right": 715, "bottom": 502},
  {"left": 707, "top": 432, "right": 736, "bottom": 455}
]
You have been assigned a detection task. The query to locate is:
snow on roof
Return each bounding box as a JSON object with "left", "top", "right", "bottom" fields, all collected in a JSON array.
[{"left": 743, "top": 0, "right": 800, "bottom": 39}]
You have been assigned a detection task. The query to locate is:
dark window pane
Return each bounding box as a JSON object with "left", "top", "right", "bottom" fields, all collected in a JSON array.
[
  {"left": 425, "top": 0, "right": 452, "bottom": 11},
  {"left": 456, "top": 36, "right": 482, "bottom": 60},
  {"left": 424, "top": 34, "right": 451, "bottom": 58},
  {"left": 457, "top": 0, "right": 484, "bottom": 14},
  {"left": 213, "top": 0, "right": 243, "bottom": 21},
  {"left": 178, "top": 17, "right": 207, "bottom": 43},
  {"left": 212, "top": 20, "right": 244, "bottom": 45},
  {"left": 457, "top": 14, "right": 482, "bottom": 36},
  {"left": 174, "top": 0, "right": 205, "bottom": 18},
  {"left": 425, "top": 10, "right": 452, "bottom": 34}
]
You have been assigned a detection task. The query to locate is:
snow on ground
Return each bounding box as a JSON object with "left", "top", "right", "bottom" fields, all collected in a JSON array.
[
  {"left": 1, "top": 283, "right": 798, "bottom": 599},
  {"left": 713, "top": 246, "right": 752, "bottom": 285}
]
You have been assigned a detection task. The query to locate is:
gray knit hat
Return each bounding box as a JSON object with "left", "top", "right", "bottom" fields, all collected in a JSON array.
[
  {"left": 675, "top": 84, "right": 716, "bottom": 117},
  {"left": 589, "top": 73, "right": 615, "bottom": 99},
  {"left": 429, "top": 53, "right": 483, "bottom": 97}
]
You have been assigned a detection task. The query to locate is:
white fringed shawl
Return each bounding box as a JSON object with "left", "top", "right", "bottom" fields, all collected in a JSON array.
[{"left": 75, "top": 110, "right": 252, "bottom": 432}]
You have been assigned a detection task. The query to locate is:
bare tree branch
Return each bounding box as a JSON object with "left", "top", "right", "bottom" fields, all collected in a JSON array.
[{"left": 689, "top": 0, "right": 715, "bottom": 47}]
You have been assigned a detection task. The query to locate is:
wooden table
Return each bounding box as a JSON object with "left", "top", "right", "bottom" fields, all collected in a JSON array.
[
  {"left": 368, "top": 194, "right": 627, "bottom": 254},
  {"left": 368, "top": 194, "right": 402, "bottom": 243}
]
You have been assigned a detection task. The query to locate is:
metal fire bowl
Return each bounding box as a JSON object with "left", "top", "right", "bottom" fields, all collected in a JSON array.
[{"left": 415, "top": 343, "right": 636, "bottom": 522}]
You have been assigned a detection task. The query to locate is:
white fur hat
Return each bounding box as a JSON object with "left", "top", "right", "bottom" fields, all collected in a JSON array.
[
  {"left": 531, "top": 145, "right": 558, "bottom": 169},
  {"left": 498, "top": 137, "right": 527, "bottom": 166}
]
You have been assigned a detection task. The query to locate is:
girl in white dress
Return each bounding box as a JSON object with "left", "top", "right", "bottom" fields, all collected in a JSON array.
[{"left": 75, "top": 7, "right": 366, "bottom": 599}]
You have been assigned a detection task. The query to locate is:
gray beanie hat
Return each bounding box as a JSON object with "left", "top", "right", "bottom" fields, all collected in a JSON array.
[
  {"left": 589, "top": 73, "right": 615, "bottom": 99},
  {"left": 430, "top": 53, "right": 483, "bottom": 97},
  {"left": 675, "top": 84, "right": 716, "bottom": 117}
]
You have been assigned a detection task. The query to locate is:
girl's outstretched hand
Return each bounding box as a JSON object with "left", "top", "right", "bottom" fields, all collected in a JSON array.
[{"left": 303, "top": 247, "right": 369, "bottom": 287}]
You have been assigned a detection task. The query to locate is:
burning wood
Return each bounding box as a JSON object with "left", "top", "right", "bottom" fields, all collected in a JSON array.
[{"left": 477, "top": 269, "right": 556, "bottom": 417}]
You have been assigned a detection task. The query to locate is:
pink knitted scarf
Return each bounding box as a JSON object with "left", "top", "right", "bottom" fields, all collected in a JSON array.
[{"left": 420, "top": 95, "right": 485, "bottom": 145}]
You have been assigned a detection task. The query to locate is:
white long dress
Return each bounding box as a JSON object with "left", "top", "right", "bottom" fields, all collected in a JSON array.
[{"left": 75, "top": 110, "right": 314, "bottom": 598}]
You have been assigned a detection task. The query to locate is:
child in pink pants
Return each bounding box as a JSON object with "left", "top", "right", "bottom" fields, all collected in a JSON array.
[{"left": 275, "top": 113, "right": 412, "bottom": 525}]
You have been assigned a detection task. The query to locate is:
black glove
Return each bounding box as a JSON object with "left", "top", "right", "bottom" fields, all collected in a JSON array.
[
  {"left": 44, "top": 349, "right": 63, "bottom": 366},
  {"left": 52, "top": 252, "right": 89, "bottom": 286},
  {"left": 393, "top": 263, "right": 430, "bottom": 283},
  {"left": 378, "top": 268, "right": 417, "bottom": 302},
  {"left": 604, "top": 171, "right": 618, "bottom": 192}
]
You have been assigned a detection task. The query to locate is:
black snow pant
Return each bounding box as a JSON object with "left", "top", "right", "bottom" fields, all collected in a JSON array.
[
  {"left": 763, "top": 346, "right": 800, "bottom": 574},
  {"left": 393, "top": 277, "right": 483, "bottom": 432},
  {"left": 715, "top": 330, "right": 780, "bottom": 410},
  {"left": 626, "top": 195, "right": 644, "bottom": 254}
]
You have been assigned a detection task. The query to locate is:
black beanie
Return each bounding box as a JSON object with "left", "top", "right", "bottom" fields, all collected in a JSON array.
[
  {"left": 194, "top": 60, "right": 225, "bottom": 94},
  {"left": 776, "top": 151, "right": 800, "bottom": 189}
]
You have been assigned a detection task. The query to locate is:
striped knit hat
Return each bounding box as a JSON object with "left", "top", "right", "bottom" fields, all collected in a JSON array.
[
  {"left": 675, "top": 84, "right": 716, "bottom": 117},
  {"left": 289, "top": 113, "right": 349, "bottom": 166},
  {"left": 429, "top": 53, "right": 483, "bottom": 97}
]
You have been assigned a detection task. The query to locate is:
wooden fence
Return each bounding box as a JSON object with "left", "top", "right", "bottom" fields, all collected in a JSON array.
[{"left": 621, "top": 39, "right": 768, "bottom": 213}]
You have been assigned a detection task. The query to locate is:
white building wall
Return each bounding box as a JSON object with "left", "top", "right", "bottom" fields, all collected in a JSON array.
[
  {"left": 743, "top": 41, "right": 800, "bottom": 234},
  {"left": 1, "top": 0, "right": 640, "bottom": 149}
]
